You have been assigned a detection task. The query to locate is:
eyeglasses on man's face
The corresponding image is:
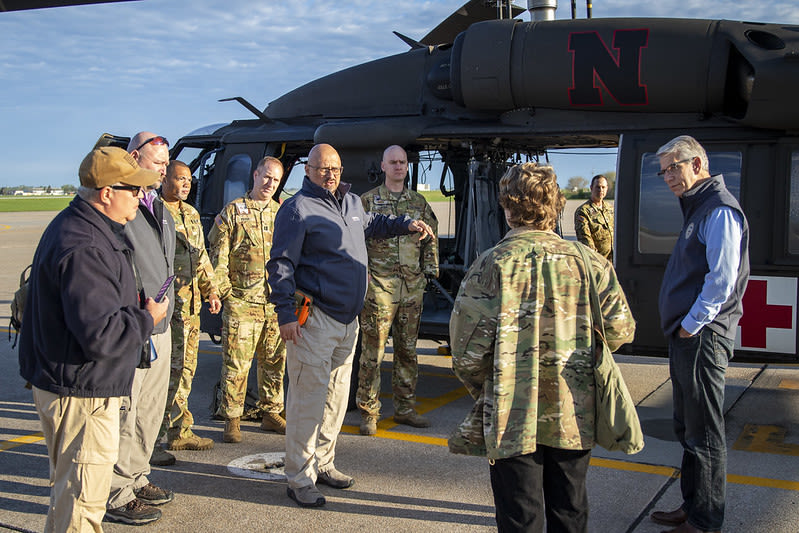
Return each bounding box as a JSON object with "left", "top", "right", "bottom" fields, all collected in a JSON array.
[
  {"left": 135, "top": 136, "right": 169, "bottom": 152},
  {"left": 307, "top": 164, "right": 343, "bottom": 175},
  {"left": 98, "top": 184, "right": 143, "bottom": 195},
  {"left": 657, "top": 158, "right": 693, "bottom": 177}
]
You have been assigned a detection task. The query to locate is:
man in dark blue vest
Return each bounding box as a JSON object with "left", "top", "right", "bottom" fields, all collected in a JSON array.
[{"left": 651, "top": 136, "right": 749, "bottom": 533}]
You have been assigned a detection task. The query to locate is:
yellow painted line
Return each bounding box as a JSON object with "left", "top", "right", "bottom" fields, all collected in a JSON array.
[
  {"left": 0, "top": 224, "right": 11, "bottom": 231},
  {"left": 732, "top": 424, "right": 799, "bottom": 456},
  {"left": 779, "top": 379, "right": 799, "bottom": 390},
  {"left": 589, "top": 457, "right": 678, "bottom": 477},
  {"left": 340, "top": 424, "right": 448, "bottom": 446},
  {"left": 0, "top": 432, "right": 44, "bottom": 452},
  {"left": 727, "top": 473, "right": 799, "bottom": 491}
]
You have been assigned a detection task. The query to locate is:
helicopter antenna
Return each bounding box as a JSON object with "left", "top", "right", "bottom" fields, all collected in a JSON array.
[
  {"left": 218, "top": 97, "right": 274, "bottom": 124},
  {"left": 393, "top": 31, "right": 426, "bottom": 49}
]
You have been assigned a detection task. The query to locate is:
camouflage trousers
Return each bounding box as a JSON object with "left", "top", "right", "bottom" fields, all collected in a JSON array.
[
  {"left": 159, "top": 311, "right": 201, "bottom": 442},
  {"left": 218, "top": 297, "right": 286, "bottom": 419},
  {"left": 356, "top": 280, "right": 424, "bottom": 417}
]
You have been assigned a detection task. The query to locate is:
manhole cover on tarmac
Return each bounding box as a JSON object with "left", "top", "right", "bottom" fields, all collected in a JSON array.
[{"left": 227, "top": 452, "right": 287, "bottom": 481}]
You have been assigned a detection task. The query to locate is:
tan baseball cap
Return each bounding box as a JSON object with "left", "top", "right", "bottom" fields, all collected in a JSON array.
[{"left": 79, "top": 146, "right": 161, "bottom": 189}]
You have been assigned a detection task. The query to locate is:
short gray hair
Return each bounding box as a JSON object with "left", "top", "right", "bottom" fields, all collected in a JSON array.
[
  {"left": 656, "top": 135, "right": 709, "bottom": 172},
  {"left": 77, "top": 186, "right": 101, "bottom": 202}
]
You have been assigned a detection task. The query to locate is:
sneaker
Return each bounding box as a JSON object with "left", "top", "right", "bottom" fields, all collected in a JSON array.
[
  {"left": 167, "top": 432, "right": 214, "bottom": 451},
  {"left": 223, "top": 417, "right": 242, "bottom": 443},
  {"left": 287, "top": 485, "right": 326, "bottom": 508},
  {"left": 133, "top": 482, "right": 174, "bottom": 506},
  {"left": 393, "top": 411, "right": 430, "bottom": 428},
  {"left": 359, "top": 415, "right": 377, "bottom": 436},
  {"left": 317, "top": 468, "right": 354, "bottom": 489},
  {"left": 105, "top": 499, "right": 161, "bottom": 525},
  {"left": 260, "top": 412, "right": 286, "bottom": 434},
  {"left": 149, "top": 445, "right": 176, "bottom": 466}
]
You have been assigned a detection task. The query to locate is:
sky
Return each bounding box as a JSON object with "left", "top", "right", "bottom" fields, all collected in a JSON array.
[{"left": 1, "top": 0, "right": 798, "bottom": 190}]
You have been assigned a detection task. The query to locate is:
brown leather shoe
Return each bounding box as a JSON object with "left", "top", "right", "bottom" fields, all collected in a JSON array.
[
  {"left": 651, "top": 507, "right": 688, "bottom": 526},
  {"left": 260, "top": 412, "right": 286, "bottom": 434},
  {"left": 223, "top": 417, "right": 242, "bottom": 443}
]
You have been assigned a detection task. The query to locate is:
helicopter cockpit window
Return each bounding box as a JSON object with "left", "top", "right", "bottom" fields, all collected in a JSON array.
[
  {"left": 638, "top": 151, "right": 742, "bottom": 255},
  {"left": 788, "top": 151, "right": 799, "bottom": 254},
  {"left": 224, "top": 154, "right": 252, "bottom": 206}
]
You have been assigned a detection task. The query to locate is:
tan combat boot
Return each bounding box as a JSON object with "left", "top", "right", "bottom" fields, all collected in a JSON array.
[
  {"left": 261, "top": 412, "right": 286, "bottom": 434},
  {"left": 360, "top": 414, "right": 377, "bottom": 436},
  {"left": 223, "top": 417, "right": 242, "bottom": 443}
]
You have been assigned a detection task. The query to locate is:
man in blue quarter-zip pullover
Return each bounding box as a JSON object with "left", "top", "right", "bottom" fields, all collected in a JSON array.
[{"left": 267, "top": 144, "right": 435, "bottom": 508}]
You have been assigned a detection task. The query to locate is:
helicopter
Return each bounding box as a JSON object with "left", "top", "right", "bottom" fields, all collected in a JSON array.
[{"left": 72, "top": 0, "right": 799, "bottom": 363}]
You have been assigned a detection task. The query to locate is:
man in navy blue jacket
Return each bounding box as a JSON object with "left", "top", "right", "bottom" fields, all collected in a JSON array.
[
  {"left": 19, "top": 147, "right": 168, "bottom": 533},
  {"left": 652, "top": 135, "right": 749, "bottom": 533},
  {"left": 267, "top": 143, "right": 434, "bottom": 508}
]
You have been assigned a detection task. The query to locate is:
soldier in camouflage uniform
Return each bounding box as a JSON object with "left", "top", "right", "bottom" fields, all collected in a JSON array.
[
  {"left": 159, "top": 161, "right": 222, "bottom": 452},
  {"left": 357, "top": 145, "right": 439, "bottom": 435},
  {"left": 208, "top": 156, "right": 287, "bottom": 443},
  {"left": 574, "top": 174, "right": 614, "bottom": 259},
  {"left": 449, "top": 163, "right": 635, "bottom": 532}
]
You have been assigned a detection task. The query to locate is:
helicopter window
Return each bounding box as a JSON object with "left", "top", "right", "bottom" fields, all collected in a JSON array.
[
  {"left": 638, "top": 151, "right": 742, "bottom": 255},
  {"left": 224, "top": 154, "right": 252, "bottom": 206},
  {"left": 788, "top": 151, "right": 799, "bottom": 254}
]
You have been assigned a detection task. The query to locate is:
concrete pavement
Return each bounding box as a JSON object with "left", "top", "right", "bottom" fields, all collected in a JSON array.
[{"left": 0, "top": 209, "right": 797, "bottom": 533}]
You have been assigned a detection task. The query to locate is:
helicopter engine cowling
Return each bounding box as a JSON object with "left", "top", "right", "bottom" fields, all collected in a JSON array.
[{"left": 448, "top": 18, "right": 799, "bottom": 130}]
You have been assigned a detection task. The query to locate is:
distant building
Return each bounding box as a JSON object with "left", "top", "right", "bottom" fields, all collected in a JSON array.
[{"left": 417, "top": 184, "right": 430, "bottom": 191}]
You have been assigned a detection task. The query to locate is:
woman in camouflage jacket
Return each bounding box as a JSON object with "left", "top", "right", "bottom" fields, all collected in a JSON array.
[{"left": 449, "top": 162, "right": 636, "bottom": 532}]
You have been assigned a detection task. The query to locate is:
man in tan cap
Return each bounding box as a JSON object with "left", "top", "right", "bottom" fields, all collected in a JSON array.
[{"left": 19, "top": 147, "right": 169, "bottom": 532}]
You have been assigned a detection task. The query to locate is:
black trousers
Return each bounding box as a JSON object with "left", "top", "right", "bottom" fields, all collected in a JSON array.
[{"left": 489, "top": 445, "right": 592, "bottom": 533}]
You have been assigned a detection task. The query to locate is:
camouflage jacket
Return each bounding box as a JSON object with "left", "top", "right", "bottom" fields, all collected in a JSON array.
[
  {"left": 164, "top": 200, "right": 218, "bottom": 317},
  {"left": 208, "top": 195, "right": 278, "bottom": 305},
  {"left": 361, "top": 185, "right": 439, "bottom": 292},
  {"left": 574, "top": 200, "right": 614, "bottom": 259},
  {"left": 449, "top": 229, "right": 635, "bottom": 460}
]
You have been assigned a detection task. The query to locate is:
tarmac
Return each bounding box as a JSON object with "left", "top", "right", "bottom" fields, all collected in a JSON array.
[{"left": 0, "top": 207, "right": 798, "bottom": 533}]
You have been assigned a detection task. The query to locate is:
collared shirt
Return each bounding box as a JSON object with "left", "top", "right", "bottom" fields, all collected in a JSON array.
[{"left": 682, "top": 206, "right": 744, "bottom": 334}]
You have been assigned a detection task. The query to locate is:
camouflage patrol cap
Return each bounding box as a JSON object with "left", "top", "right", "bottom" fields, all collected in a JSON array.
[{"left": 79, "top": 146, "right": 161, "bottom": 189}]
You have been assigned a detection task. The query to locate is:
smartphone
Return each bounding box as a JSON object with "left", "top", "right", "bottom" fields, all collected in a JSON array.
[{"left": 154, "top": 275, "right": 176, "bottom": 303}]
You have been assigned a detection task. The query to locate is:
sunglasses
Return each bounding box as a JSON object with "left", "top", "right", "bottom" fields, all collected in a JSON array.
[
  {"left": 97, "top": 184, "right": 143, "bottom": 194},
  {"left": 134, "top": 136, "right": 169, "bottom": 152}
]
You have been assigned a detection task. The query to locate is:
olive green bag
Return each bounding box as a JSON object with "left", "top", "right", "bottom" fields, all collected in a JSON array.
[{"left": 575, "top": 244, "right": 644, "bottom": 454}]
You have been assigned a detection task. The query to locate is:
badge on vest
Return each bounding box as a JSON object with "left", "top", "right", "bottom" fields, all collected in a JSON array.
[
  {"left": 235, "top": 202, "right": 249, "bottom": 215},
  {"left": 684, "top": 222, "right": 695, "bottom": 240}
]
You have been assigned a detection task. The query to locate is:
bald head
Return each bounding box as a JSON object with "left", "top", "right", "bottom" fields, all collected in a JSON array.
[
  {"left": 381, "top": 145, "right": 408, "bottom": 192},
  {"left": 306, "top": 144, "right": 343, "bottom": 192},
  {"left": 161, "top": 161, "right": 192, "bottom": 203},
  {"left": 128, "top": 131, "right": 169, "bottom": 180}
]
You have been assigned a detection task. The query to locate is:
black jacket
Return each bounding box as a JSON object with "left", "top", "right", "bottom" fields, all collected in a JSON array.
[{"left": 19, "top": 195, "right": 154, "bottom": 397}]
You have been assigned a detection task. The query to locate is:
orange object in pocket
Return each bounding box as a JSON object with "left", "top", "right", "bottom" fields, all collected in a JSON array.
[{"left": 294, "top": 290, "right": 312, "bottom": 326}]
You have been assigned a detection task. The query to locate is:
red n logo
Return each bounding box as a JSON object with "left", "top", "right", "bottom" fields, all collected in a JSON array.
[{"left": 568, "top": 29, "right": 649, "bottom": 106}]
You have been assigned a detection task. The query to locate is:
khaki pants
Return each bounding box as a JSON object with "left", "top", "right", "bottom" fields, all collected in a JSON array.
[
  {"left": 108, "top": 327, "right": 171, "bottom": 508},
  {"left": 33, "top": 387, "right": 120, "bottom": 533},
  {"left": 284, "top": 307, "right": 357, "bottom": 489}
]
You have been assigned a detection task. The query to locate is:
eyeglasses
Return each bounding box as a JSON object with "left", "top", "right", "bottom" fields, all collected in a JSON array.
[
  {"left": 98, "top": 184, "right": 143, "bottom": 195},
  {"left": 307, "top": 164, "right": 343, "bottom": 175},
  {"left": 134, "top": 136, "right": 169, "bottom": 152},
  {"left": 657, "top": 158, "right": 693, "bottom": 177}
]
